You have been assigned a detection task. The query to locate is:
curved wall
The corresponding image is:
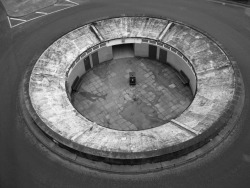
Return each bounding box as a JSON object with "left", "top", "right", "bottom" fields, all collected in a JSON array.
[
  {"left": 25, "top": 16, "right": 238, "bottom": 161},
  {"left": 67, "top": 38, "right": 197, "bottom": 95}
]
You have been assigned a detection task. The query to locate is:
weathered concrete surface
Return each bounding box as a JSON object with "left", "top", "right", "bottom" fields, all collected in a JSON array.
[
  {"left": 94, "top": 17, "right": 168, "bottom": 40},
  {"left": 27, "top": 16, "right": 236, "bottom": 159},
  {"left": 1, "top": 0, "right": 249, "bottom": 186},
  {"left": 163, "top": 23, "right": 235, "bottom": 135}
]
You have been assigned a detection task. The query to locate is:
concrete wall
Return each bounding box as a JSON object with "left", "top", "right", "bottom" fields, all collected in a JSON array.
[
  {"left": 98, "top": 46, "right": 113, "bottom": 63},
  {"left": 134, "top": 43, "right": 196, "bottom": 94},
  {"left": 89, "top": 55, "right": 93, "bottom": 68},
  {"left": 67, "top": 59, "right": 85, "bottom": 93},
  {"left": 67, "top": 42, "right": 196, "bottom": 95},
  {"left": 28, "top": 17, "right": 239, "bottom": 163},
  {"left": 156, "top": 46, "right": 161, "bottom": 60},
  {"left": 67, "top": 46, "right": 113, "bottom": 91},
  {"left": 167, "top": 51, "right": 196, "bottom": 94},
  {"left": 134, "top": 43, "right": 149, "bottom": 57}
]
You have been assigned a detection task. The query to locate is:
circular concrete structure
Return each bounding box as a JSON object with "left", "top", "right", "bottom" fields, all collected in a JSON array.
[
  {"left": 71, "top": 57, "right": 194, "bottom": 131},
  {"left": 23, "top": 16, "right": 241, "bottom": 164}
]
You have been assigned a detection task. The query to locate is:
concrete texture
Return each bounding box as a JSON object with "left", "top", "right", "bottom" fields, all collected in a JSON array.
[
  {"left": 72, "top": 57, "right": 193, "bottom": 131},
  {"left": 26, "top": 16, "right": 237, "bottom": 160},
  {"left": 94, "top": 17, "right": 169, "bottom": 40},
  {"left": 1, "top": 0, "right": 249, "bottom": 187}
]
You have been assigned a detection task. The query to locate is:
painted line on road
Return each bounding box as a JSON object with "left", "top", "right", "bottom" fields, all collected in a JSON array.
[
  {"left": 66, "top": 0, "right": 79, "bottom": 5},
  {"left": 7, "top": 16, "right": 11, "bottom": 27},
  {"left": 8, "top": 0, "right": 79, "bottom": 28},
  {"left": 206, "top": 0, "right": 250, "bottom": 8},
  {"left": 54, "top": 3, "right": 75, "bottom": 7},
  {"left": 36, "top": 11, "right": 48, "bottom": 15},
  {"left": 7, "top": 16, "right": 27, "bottom": 28},
  {"left": 9, "top": 17, "right": 27, "bottom": 22}
]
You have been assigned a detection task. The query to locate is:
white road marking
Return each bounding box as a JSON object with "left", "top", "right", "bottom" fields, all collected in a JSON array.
[
  {"left": 7, "top": 16, "right": 12, "bottom": 27},
  {"left": 22, "top": 14, "right": 45, "bottom": 22},
  {"left": 7, "top": 16, "right": 27, "bottom": 28},
  {"left": 8, "top": 1, "right": 79, "bottom": 28},
  {"left": 44, "top": 6, "right": 75, "bottom": 15},
  {"left": 54, "top": 3, "right": 75, "bottom": 7},
  {"left": 9, "top": 17, "right": 27, "bottom": 22},
  {"left": 36, "top": 11, "right": 48, "bottom": 15},
  {"left": 65, "top": 0, "right": 79, "bottom": 5},
  {"left": 206, "top": 0, "right": 249, "bottom": 8},
  {"left": 10, "top": 22, "right": 24, "bottom": 28}
]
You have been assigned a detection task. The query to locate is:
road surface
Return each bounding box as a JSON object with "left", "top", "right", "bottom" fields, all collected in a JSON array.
[{"left": 0, "top": 0, "right": 250, "bottom": 187}]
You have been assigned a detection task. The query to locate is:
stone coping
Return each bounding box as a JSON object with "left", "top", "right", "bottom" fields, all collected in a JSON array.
[{"left": 26, "top": 16, "right": 237, "bottom": 160}]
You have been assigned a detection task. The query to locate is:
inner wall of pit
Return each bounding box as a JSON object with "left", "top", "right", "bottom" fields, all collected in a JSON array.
[{"left": 66, "top": 38, "right": 197, "bottom": 98}]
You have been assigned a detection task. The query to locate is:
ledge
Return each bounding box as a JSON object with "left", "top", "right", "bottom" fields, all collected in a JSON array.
[{"left": 23, "top": 16, "right": 239, "bottom": 161}]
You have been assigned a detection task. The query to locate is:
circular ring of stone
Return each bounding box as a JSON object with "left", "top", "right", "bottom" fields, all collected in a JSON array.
[{"left": 26, "top": 16, "right": 239, "bottom": 161}]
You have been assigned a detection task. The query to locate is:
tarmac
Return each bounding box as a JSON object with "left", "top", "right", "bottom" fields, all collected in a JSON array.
[
  {"left": 1, "top": 0, "right": 57, "bottom": 17},
  {"left": 0, "top": 0, "right": 250, "bottom": 187}
]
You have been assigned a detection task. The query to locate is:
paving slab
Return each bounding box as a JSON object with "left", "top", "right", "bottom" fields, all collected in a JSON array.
[{"left": 73, "top": 57, "right": 193, "bottom": 131}]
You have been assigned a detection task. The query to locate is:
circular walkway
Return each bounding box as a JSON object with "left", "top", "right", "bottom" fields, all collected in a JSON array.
[
  {"left": 23, "top": 16, "right": 242, "bottom": 162},
  {"left": 1, "top": 0, "right": 248, "bottom": 186}
]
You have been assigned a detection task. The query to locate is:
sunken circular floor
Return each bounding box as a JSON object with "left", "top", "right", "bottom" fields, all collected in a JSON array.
[
  {"left": 21, "top": 15, "right": 243, "bottom": 169},
  {"left": 72, "top": 57, "right": 193, "bottom": 131}
]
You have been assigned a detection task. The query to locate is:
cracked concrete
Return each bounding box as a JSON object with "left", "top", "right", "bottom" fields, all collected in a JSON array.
[{"left": 26, "top": 16, "right": 237, "bottom": 160}]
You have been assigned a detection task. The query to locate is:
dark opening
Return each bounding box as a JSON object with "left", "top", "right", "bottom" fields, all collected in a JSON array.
[
  {"left": 112, "top": 43, "right": 134, "bottom": 59},
  {"left": 149, "top": 45, "right": 157, "bottom": 60},
  {"left": 84, "top": 56, "right": 91, "bottom": 71},
  {"left": 159, "top": 48, "right": 168, "bottom": 63},
  {"left": 91, "top": 51, "right": 99, "bottom": 67}
]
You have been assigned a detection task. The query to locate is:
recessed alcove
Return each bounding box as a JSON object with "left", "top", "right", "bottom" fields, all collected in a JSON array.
[
  {"left": 112, "top": 43, "right": 134, "bottom": 59},
  {"left": 67, "top": 38, "right": 197, "bottom": 97}
]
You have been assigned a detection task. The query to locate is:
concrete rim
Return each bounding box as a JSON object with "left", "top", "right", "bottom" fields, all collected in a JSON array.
[{"left": 22, "top": 15, "right": 243, "bottom": 163}]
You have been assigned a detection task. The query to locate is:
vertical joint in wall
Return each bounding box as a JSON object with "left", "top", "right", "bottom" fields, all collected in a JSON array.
[
  {"left": 158, "top": 22, "right": 173, "bottom": 41},
  {"left": 90, "top": 24, "right": 104, "bottom": 42}
]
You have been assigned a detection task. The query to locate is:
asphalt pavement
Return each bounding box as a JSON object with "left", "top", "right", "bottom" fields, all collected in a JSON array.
[{"left": 0, "top": 0, "right": 250, "bottom": 187}]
